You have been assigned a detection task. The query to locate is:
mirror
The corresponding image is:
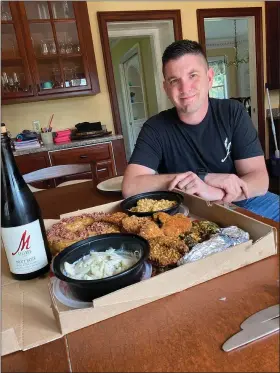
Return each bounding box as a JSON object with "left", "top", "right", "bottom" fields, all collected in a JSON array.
[
  {"left": 197, "top": 8, "right": 265, "bottom": 152},
  {"left": 98, "top": 10, "right": 182, "bottom": 160}
]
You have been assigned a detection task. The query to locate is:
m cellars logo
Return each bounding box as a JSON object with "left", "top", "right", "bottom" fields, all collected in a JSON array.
[{"left": 12, "top": 230, "right": 31, "bottom": 256}]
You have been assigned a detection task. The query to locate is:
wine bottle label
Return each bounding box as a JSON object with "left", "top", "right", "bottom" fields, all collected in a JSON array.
[{"left": 2, "top": 220, "right": 48, "bottom": 274}]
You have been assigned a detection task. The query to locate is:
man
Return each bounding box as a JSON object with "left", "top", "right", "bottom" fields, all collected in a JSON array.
[{"left": 122, "top": 39, "right": 279, "bottom": 222}]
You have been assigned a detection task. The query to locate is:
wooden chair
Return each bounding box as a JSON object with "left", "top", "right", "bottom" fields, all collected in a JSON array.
[{"left": 23, "top": 164, "right": 92, "bottom": 192}]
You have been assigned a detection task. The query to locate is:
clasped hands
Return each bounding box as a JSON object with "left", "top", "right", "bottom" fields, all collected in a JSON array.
[{"left": 168, "top": 172, "right": 249, "bottom": 203}]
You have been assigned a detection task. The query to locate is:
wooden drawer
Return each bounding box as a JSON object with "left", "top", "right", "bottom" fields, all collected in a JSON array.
[
  {"left": 15, "top": 152, "right": 53, "bottom": 189},
  {"left": 49, "top": 143, "right": 111, "bottom": 166}
]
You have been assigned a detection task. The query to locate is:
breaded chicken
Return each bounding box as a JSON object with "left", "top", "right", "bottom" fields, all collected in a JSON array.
[
  {"left": 63, "top": 215, "right": 95, "bottom": 232},
  {"left": 100, "top": 212, "right": 128, "bottom": 228},
  {"left": 122, "top": 215, "right": 151, "bottom": 234},
  {"left": 86, "top": 221, "right": 120, "bottom": 236},
  {"left": 152, "top": 212, "right": 171, "bottom": 225},
  {"left": 162, "top": 215, "right": 192, "bottom": 237},
  {"left": 48, "top": 238, "right": 80, "bottom": 255},
  {"left": 138, "top": 220, "right": 164, "bottom": 240},
  {"left": 148, "top": 236, "right": 189, "bottom": 267}
]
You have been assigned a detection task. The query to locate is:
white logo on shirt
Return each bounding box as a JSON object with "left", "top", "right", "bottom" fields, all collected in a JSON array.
[{"left": 221, "top": 138, "right": 231, "bottom": 163}]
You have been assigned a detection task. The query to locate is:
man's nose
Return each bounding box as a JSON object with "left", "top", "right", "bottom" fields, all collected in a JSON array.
[{"left": 179, "top": 78, "right": 192, "bottom": 93}]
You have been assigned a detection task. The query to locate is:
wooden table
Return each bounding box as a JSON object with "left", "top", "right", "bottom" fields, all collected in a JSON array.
[{"left": 2, "top": 181, "right": 279, "bottom": 373}]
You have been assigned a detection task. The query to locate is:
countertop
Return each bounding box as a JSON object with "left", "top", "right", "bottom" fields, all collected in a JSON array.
[
  {"left": 13, "top": 134, "right": 123, "bottom": 156},
  {"left": 267, "top": 107, "right": 280, "bottom": 119}
]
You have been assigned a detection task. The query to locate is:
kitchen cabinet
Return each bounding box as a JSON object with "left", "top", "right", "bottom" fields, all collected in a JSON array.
[
  {"left": 265, "top": 2, "right": 280, "bottom": 90},
  {"left": 15, "top": 151, "right": 54, "bottom": 189},
  {"left": 15, "top": 139, "right": 127, "bottom": 187},
  {"left": 1, "top": 1, "right": 100, "bottom": 104},
  {"left": 49, "top": 142, "right": 117, "bottom": 184}
]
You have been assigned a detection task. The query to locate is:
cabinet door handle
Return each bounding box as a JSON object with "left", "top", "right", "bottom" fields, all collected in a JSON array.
[
  {"left": 80, "top": 155, "right": 88, "bottom": 159},
  {"left": 97, "top": 168, "right": 106, "bottom": 172}
]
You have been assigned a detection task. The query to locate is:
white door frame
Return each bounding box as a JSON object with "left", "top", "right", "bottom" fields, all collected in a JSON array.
[
  {"left": 119, "top": 43, "right": 148, "bottom": 155},
  {"left": 247, "top": 16, "right": 258, "bottom": 130},
  {"left": 109, "top": 28, "right": 165, "bottom": 112}
]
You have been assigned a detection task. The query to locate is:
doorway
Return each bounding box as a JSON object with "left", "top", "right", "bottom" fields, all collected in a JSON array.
[
  {"left": 197, "top": 7, "right": 265, "bottom": 152},
  {"left": 98, "top": 10, "right": 183, "bottom": 159},
  {"left": 118, "top": 43, "right": 148, "bottom": 157}
]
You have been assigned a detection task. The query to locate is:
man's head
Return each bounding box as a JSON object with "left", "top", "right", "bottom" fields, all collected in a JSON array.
[{"left": 162, "top": 39, "right": 214, "bottom": 120}]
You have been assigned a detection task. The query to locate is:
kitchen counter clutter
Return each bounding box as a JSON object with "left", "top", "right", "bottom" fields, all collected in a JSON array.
[{"left": 13, "top": 134, "right": 123, "bottom": 156}]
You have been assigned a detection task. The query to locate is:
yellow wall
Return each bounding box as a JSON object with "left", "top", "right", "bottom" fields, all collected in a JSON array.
[{"left": 2, "top": 1, "right": 278, "bottom": 138}]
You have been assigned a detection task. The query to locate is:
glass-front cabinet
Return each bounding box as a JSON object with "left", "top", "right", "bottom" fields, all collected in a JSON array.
[{"left": 1, "top": 1, "right": 100, "bottom": 104}]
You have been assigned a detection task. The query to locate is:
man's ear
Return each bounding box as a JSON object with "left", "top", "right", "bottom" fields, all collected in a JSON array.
[
  {"left": 207, "top": 67, "right": 215, "bottom": 89},
  {"left": 163, "top": 80, "right": 168, "bottom": 95}
]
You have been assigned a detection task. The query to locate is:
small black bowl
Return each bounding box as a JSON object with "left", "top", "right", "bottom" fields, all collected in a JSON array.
[
  {"left": 52, "top": 233, "right": 150, "bottom": 302},
  {"left": 120, "top": 191, "right": 184, "bottom": 217}
]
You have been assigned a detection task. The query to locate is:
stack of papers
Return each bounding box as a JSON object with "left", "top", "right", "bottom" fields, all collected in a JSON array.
[{"left": 14, "top": 139, "right": 41, "bottom": 150}]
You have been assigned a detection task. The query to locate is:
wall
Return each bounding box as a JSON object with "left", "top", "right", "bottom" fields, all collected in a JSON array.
[{"left": 2, "top": 1, "right": 278, "bottom": 140}]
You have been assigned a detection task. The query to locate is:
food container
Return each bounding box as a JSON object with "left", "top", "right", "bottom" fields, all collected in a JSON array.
[
  {"left": 120, "top": 191, "right": 184, "bottom": 217},
  {"left": 52, "top": 233, "right": 150, "bottom": 302}
]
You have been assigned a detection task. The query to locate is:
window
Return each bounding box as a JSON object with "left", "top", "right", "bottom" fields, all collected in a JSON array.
[{"left": 208, "top": 56, "right": 229, "bottom": 99}]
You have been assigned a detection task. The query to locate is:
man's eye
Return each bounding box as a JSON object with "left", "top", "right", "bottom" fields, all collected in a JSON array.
[
  {"left": 190, "top": 74, "right": 197, "bottom": 79},
  {"left": 169, "top": 79, "right": 178, "bottom": 85}
]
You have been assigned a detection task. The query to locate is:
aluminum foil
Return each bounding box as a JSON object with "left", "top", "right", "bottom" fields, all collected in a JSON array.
[{"left": 178, "top": 226, "right": 250, "bottom": 265}]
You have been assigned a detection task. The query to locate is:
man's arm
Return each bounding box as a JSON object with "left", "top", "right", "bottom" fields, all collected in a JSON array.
[
  {"left": 204, "top": 156, "right": 268, "bottom": 202},
  {"left": 122, "top": 164, "right": 177, "bottom": 198},
  {"left": 235, "top": 155, "right": 269, "bottom": 200}
]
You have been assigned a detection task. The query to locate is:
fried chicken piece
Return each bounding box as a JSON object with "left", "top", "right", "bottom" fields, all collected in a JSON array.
[
  {"left": 138, "top": 221, "right": 164, "bottom": 240},
  {"left": 148, "top": 236, "right": 189, "bottom": 267},
  {"left": 86, "top": 221, "right": 120, "bottom": 236},
  {"left": 122, "top": 215, "right": 151, "bottom": 234},
  {"left": 48, "top": 239, "right": 80, "bottom": 255},
  {"left": 162, "top": 215, "right": 192, "bottom": 237},
  {"left": 153, "top": 212, "right": 171, "bottom": 225},
  {"left": 63, "top": 215, "right": 95, "bottom": 232},
  {"left": 99, "top": 212, "right": 128, "bottom": 228}
]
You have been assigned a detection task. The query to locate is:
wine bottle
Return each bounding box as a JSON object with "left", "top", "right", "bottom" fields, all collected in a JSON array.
[{"left": 1, "top": 123, "right": 51, "bottom": 280}]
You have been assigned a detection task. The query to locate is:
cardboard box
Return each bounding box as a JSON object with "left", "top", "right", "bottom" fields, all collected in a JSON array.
[
  {"left": 1, "top": 220, "right": 62, "bottom": 356},
  {"left": 2, "top": 194, "right": 277, "bottom": 356}
]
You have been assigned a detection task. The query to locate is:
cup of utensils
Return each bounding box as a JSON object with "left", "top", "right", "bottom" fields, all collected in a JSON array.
[{"left": 41, "top": 127, "right": 53, "bottom": 145}]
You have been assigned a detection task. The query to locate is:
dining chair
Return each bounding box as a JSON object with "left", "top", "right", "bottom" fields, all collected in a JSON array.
[{"left": 23, "top": 164, "right": 92, "bottom": 191}]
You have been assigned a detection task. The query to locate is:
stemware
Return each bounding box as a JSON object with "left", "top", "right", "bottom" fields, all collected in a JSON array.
[
  {"left": 66, "top": 38, "right": 73, "bottom": 54},
  {"left": 41, "top": 40, "right": 49, "bottom": 55},
  {"left": 13, "top": 72, "right": 20, "bottom": 91}
]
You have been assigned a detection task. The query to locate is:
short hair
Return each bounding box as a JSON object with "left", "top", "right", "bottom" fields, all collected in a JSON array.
[{"left": 162, "top": 39, "right": 208, "bottom": 74}]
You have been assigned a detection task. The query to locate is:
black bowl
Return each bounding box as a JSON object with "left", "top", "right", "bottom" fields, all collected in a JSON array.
[
  {"left": 52, "top": 233, "right": 150, "bottom": 302},
  {"left": 120, "top": 191, "right": 184, "bottom": 217}
]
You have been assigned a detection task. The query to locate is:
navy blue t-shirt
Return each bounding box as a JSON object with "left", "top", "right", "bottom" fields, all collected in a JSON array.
[{"left": 129, "top": 98, "right": 263, "bottom": 174}]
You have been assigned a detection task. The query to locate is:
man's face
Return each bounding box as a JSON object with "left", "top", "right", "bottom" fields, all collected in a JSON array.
[{"left": 163, "top": 53, "right": 214, "bottom": 116}]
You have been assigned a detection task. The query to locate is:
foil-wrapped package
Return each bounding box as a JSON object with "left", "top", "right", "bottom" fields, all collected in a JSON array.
[
  {"left": 219, "top": 226, "right": 250, "bottom": 244},
  {"left": 178, "top": 226, "right": 250, "bottom": 265}
]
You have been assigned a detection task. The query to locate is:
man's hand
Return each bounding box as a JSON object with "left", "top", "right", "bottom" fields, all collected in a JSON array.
[
  {"left": 168, "top": 172, "right": 225, "bottom": 201},
  {"left": 204, "top": 173, "right": 249, "bottom": 203}
]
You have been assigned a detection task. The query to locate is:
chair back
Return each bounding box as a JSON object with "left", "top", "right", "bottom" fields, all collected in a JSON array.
[{"left": 23, "top": 164, "right": 91, "bottom": 184}]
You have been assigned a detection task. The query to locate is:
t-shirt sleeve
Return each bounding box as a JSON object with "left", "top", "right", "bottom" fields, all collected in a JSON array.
[
  {"left": 128, "top": 120, "right": 162, "bottom": 171},
  {"left": 231, "top": 102, "right": 264, "bottom": 160}
]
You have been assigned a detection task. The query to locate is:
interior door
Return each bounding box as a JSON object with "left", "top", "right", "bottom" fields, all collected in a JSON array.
[{"left": 121, "top": 49, "right": 148, "bottom": 155}]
